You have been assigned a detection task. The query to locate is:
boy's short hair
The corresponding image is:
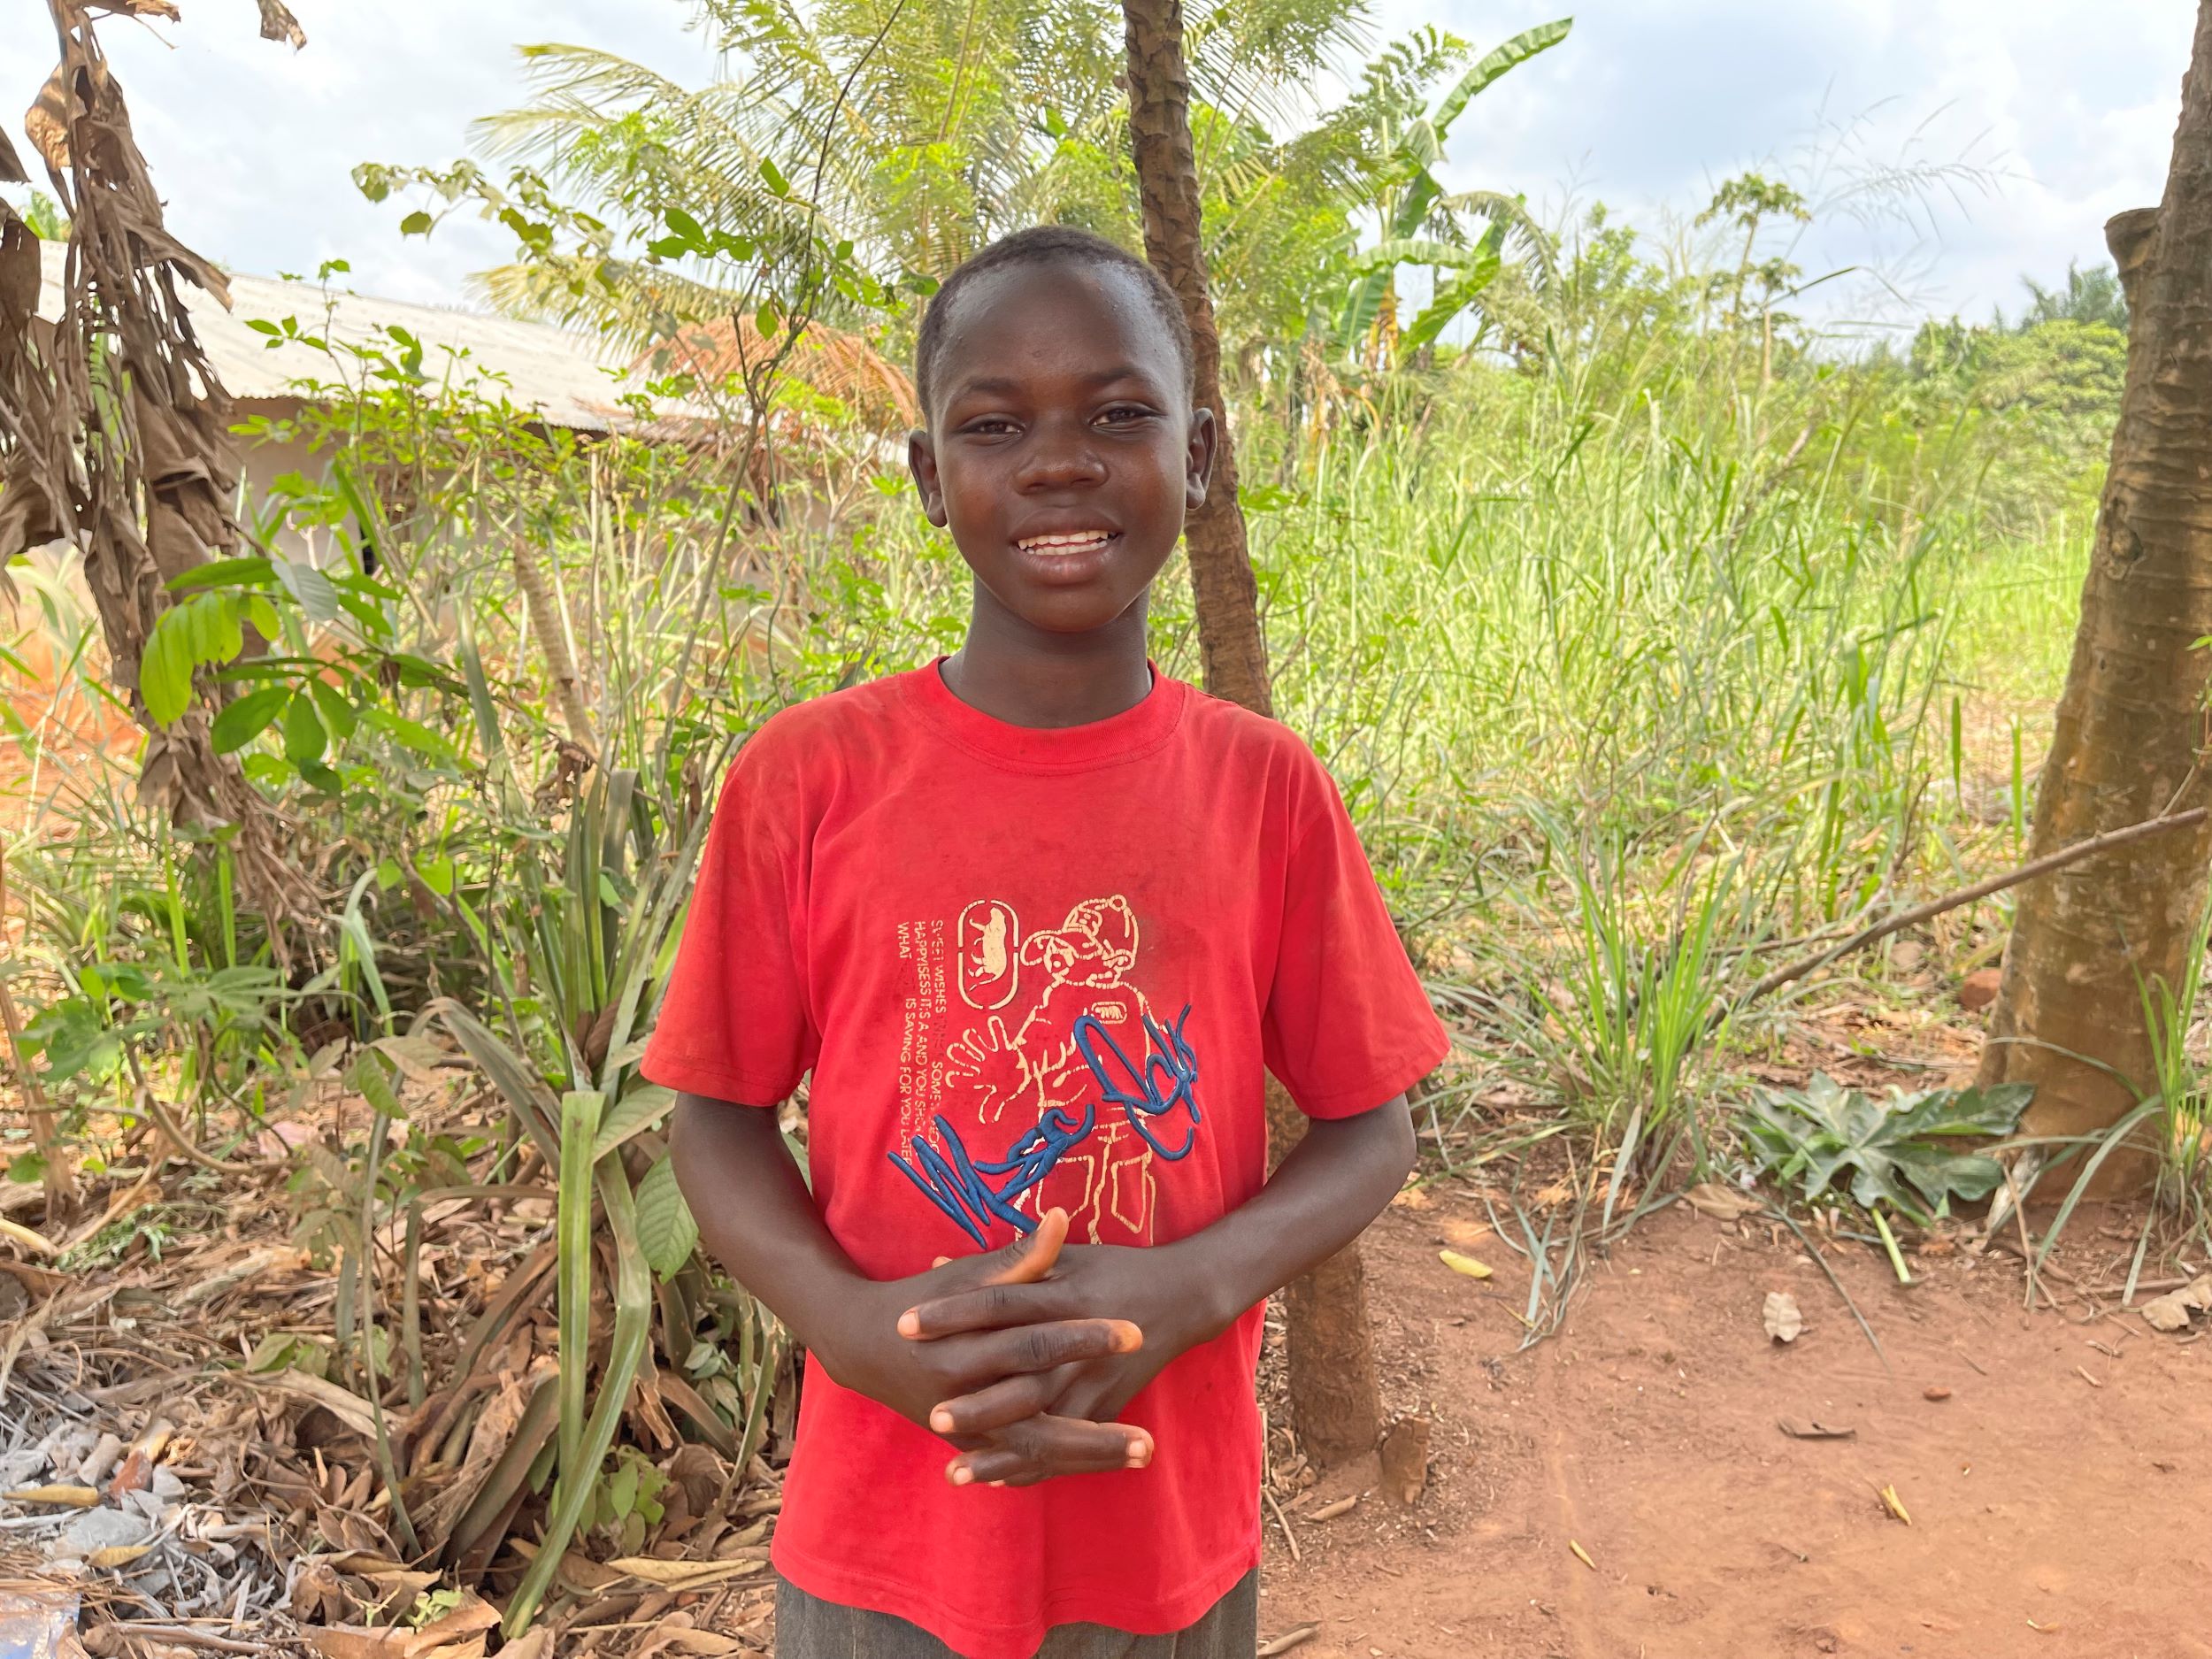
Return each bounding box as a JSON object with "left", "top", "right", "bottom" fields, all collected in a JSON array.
[{"left": 914, "top": 226, "right": 1196, "bottom": 420}]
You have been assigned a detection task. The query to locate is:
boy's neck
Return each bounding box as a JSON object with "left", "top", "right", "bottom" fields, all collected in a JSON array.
[{"left": 942, "top": 593, "right": 1155, "bottom": 730}]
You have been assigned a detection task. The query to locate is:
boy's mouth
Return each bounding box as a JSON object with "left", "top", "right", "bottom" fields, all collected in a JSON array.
[{"left": 1014, "top": 529, "right": 1120, "bottom": 557}]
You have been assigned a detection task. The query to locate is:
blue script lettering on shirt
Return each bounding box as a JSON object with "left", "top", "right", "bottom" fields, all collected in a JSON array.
[{"left": 887, "top": 1004, "right": 1203, "bottom": 1247}]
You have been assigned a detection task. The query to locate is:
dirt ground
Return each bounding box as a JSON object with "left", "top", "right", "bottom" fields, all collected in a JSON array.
[{"left": 1255, "top": 1196, "right": 2212, "bottom": 1659}]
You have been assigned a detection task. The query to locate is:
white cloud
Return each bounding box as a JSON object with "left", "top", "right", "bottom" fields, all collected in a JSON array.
[
  {"left": 0, "top": 3, "right": 711, "bottom": 308},
  {"left": 1369, "top": 0, "right": 2194, "bottom": 328},
  {"left": 2, "top": 2, "right": 2194, "bottom": 331}
]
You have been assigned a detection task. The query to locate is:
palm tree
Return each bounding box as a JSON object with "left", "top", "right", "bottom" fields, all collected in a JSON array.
[
  {"left": 2019, "top": 260, "right": 2129, "bottom": 333},
  {"left": 461, "top": 0, "right": 1369, "bottom": 353}
]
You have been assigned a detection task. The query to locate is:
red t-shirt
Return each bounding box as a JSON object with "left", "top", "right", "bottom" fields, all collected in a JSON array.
[{"left": 643, "top": 662, "right": 1448, "bottom": 1659}]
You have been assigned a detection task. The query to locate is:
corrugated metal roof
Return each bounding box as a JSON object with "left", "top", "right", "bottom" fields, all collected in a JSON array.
[{"left": 35, "top": 240, "right": 656, "bottom": 433}]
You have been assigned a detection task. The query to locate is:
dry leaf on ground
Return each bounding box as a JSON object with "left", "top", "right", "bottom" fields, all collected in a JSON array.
[
  {"left": 606, "top": 1556, "right": 764, "bottom": 1591},
  {"left": 1763, "top": 1291, "right": 1804, "bottom": 1343},
  {"left": 1686, "top": 1183, "right": 1763, "bottom": 1221},
  {"left": 2139, "top": 1275, "right": 2212, "bottom": 1333},
  {"left": 1438, "top": 1248, "right": 1493, "bottom": 1279}
]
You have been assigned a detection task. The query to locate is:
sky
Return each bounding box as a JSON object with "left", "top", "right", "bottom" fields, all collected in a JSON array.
[{"left": 0, "top": 2, "right": 2195, "bottom": 336}]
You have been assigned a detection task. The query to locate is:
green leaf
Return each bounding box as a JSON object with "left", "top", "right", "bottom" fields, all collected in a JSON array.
[
  {"left": 283, "top": 693, "right": 327, "bottom": 764},
  {"left": 211, "top": 685, "right": 291, "bottom": 753},
  {"left": 428, "top": 999, "right": 561, "bottom": 1163},
  {"left": 244, "top": 594, "right": 283, "bottom": 642},
  {"left": 608, "top": 1458, "right": 638, "bottom": 1520},
  {"left": 1431, "top": 18, "right": 1573, "bottom": 136},
  {"left": 662, "top": 207, "right": 705, "bottom": 246},
  {"left": 139, "top": 613, "right": 195, "bottom": 726},
  {"left": 1352, "top": 237, "right": 1494, "bottom": 275},
  {"left": 310, "top": 676, "right": 359, "bottom": 741},
  {"left": 165, "top": 556, "right": 275, "bottom": 593},
  {"left": 273, "top": 558, "right": 341, "bottom": 624},
  {"left": 348, "top": 1049, "right": 407, "bottom": 1119},
  {"left": 246, "top": 1331, "right": 297, "bottom": 1372},
  {"left": 634, "top": 1152, "right": 698, "bottom": 1280},
  {"left": 591, "top": 1085, "right": 675, "bottom": 1163},
  {"left": 1745, "top": 1073, "right": 2032, "bottom": 1223},
  {"left": 757, "top": 157, "right": 790, "bottom": 198},
  {"left": 359, "top": 707, "right": 461, "bottom": 766},
  {"left": 399, "top": 211, "right": 434, "bottom": 236},
  {"left": 1402, "top": 253, "right": 1502, "bottom": 357}
]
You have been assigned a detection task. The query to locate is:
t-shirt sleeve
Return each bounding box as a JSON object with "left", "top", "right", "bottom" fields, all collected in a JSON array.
[
  {"left": 1261, "top": 757, "right": 1451, "bottom": 1119},
  {"left": 641, "top": 733, "right": 818, "bottom": 1105}
]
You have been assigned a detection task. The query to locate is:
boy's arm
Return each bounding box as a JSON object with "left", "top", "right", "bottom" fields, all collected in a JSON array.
[
  {"left": 902, "top": 1094, "right": 1417, "bottom": 1481},
  {"left": 670, "top": 1094, "right": 1155, "bottom": 1476}
]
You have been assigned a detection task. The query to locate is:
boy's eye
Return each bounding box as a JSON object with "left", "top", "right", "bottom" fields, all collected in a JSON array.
[
  {"left": 963, "top": 417, "right": 1020, "bottom": 436},
  {"left": 1095, "top": 405, "right": 1154, "bottom": 427}
]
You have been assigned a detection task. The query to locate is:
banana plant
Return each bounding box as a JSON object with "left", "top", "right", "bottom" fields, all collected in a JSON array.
[{"left": 1335, "top": 17, "right": 1571, "bottom": 364}]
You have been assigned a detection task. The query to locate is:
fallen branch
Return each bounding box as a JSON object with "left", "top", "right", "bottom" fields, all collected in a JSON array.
[
  {"left": 85, "top": 1624, "right": 265, "bottom": 1656},
  {"left": 134, "top": 1084, "right": 257, "bottom": 1177},
  {"left": 1719, "top": 807, "right": 2210, "bottom": 1027}
]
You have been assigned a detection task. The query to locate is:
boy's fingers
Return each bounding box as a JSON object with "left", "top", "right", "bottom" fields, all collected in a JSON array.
[
  {"left": 929, "top": 1363, "right": 1080, "bottom": 1437},
  {"left": 942, "top": 1317, "right": 1139, "bottom": 1383},
  {"left": 900, "top": 1210, "right": 1071, "bottom": 1333},
  {"left": 902, "top": 1278, "right": 1078, "bottom": 1337},
  {"left": 944, "top": 1416, "right": 1152, "bottom": 1487},
  {"left": 982, "top": 1208, "right": 1068, "bottom": 1286}
]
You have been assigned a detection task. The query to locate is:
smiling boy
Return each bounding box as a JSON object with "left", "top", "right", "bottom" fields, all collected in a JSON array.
[{"left": 649, "top": 227, "right": 1449, "bottom": 1658}]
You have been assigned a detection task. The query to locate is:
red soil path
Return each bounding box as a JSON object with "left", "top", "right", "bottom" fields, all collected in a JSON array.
[{"left": 1257, "top": 1196, "right": 2211, "bottom": 1659}]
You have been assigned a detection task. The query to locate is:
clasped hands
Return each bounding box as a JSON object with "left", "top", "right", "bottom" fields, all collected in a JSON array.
[{"left": 822, "top": 1208, "right": 1210, "bottom": 1489}]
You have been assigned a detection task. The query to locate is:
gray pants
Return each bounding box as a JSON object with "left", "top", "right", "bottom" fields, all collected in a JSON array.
[{"left": 773, "top": 1570, "right": 1259, "bottom": 1659}]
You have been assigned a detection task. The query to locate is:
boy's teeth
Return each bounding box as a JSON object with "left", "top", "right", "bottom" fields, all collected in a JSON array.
[{"left": 1018, "top": 531, "right": 1114, "bottom": 551}]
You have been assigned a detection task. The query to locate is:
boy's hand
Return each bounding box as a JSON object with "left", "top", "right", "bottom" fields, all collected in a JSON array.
[
  {"left": 900, "top": 1238, "right": 1220, "bottom": 1487},
  {"left": 818, "top": 1210, "right": 1156, "bottom": 1480}
]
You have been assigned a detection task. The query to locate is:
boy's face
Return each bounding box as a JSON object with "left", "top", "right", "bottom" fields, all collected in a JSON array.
[{"left": 908, "top": 261, "right": 1215, "bottom": 639}]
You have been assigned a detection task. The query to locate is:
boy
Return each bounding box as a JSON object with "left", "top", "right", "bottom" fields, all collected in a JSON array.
[{"left": 648, "top": 227, "right": 1449, "bottom": 1658}]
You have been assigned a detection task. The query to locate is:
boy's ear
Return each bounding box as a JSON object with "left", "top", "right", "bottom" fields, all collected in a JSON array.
[
  {"left": 1184, "top": 404, "right": 1217, "bottom": 511},
  {"left": 908, "top": 428, "right": 949, "bottom": 527}
]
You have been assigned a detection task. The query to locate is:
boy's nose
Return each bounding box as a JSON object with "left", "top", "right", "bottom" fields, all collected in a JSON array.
[{"left": 1015, "top": 425, "right": 1106, "bottom": 489}]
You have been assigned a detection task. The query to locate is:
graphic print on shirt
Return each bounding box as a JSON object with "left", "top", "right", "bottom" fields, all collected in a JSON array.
[{"left": 887, "top": 895, "right": 1203, "bottom": 1248}]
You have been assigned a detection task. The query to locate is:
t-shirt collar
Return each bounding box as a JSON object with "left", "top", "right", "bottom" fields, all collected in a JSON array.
[{"left": 906, "top": 654, "right": 1188, "bottom": 772}]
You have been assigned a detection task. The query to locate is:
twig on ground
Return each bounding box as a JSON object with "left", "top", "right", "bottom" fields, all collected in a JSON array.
[
  {"left": 1263, "top": 1486, "right": 1301, "bottom": 1563},
  {"left": 132, "top": 1083, "right": 257, "bottom": 1179},
  {"left": 86, "top": 1625, "right": 265, "bottom": 1655}
]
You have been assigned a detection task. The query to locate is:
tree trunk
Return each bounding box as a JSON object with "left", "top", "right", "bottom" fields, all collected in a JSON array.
[
  {"left": 1123, "top": 0, "right": 1383, "bottom": 1467},
  {"left": 1978, "top": 0, "right": 2212, "bottom": 1180},
  {"left": 1121, "top": 0, "right": 1271, "bottom": 716}
]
